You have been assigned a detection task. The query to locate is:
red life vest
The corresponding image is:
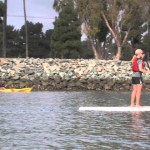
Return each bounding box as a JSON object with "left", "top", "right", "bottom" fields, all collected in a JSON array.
[{"left": 132, "top": 58, "right": 145, "bottom": 72}]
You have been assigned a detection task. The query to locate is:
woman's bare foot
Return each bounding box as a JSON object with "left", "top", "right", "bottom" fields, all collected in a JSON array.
[
  {"left": 131, "top": 104, "right": 135, "bottom": 107},
  {"left": 136, "top": 105, "right": 143, "bottom": 107}
]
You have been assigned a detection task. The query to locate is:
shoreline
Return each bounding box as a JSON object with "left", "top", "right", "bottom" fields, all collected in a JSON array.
[{"left": 1, "top": 58, "right": 150, "bottom": 91}]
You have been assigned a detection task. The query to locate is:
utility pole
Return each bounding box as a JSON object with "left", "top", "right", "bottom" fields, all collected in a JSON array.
[
  {"left": 23, "top": 0, "right": 28, "bottom": 57},
  {"left": 2, "top": 0, "right": 7, "bottom": 58}
]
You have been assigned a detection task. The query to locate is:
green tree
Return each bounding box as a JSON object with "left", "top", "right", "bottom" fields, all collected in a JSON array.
[
  {"left": 5, "top": 25, "right": 20, "bottom": 57},
  {"left": 44, "top": 29, "right": 54, "bottom": 57},
  {"left": 141, "top": 33, "right": 150, "bottom": 60},
  {"left": 20, "top": 21, "right": 41, "bottom": 57},
  {"left": 80, "top": 40, "right": 93, "bottom": 59},
  {"left": 0, "top": 1, "right": 4, "bottom": 26},
  {"left": 76, "top": 0, "right": 150, "bottom": 60},
  {"left": 52, "top": 0, "right": 82, "bottom": 59},
  {"left": 20, "top": 21, "right": 52, "bottom": 58},
  {"left": 2, "top": 0, "right": 7, "bottom": 58},
  {"left": 76, "top": 0, "right": 109, "bottom": 59},
  {"left": 0, "top": 1, "right": 5, "bottom": 56}
]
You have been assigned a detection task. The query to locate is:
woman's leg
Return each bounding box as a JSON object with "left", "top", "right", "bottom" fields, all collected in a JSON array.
[
  {"left": 131, "top": 85, "right": 137, "bottom": 107},
  {"left": 136, "top": 84, "right": 143, "bottom": 107}
]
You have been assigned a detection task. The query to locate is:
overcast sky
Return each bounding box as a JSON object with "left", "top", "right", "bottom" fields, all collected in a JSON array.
[{"left": 1, "top": 0, "right": 58, "bottom": 32}]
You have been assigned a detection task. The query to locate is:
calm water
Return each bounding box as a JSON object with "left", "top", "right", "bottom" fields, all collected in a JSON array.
[{"left": 0, "top": 91, "right": 150, "bottom": 150}]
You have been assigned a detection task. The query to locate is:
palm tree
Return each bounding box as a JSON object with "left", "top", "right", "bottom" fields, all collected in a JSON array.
[
  {"left": 2, "top": 0, "right": 7, "bottom": 58},
  {"left": 23, "top": 0, "right": 28, "bottom": 57}
]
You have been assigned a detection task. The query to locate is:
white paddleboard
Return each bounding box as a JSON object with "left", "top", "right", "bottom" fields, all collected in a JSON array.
[{"left": 79, "top": 106, "right": 150, "bottom": 112}]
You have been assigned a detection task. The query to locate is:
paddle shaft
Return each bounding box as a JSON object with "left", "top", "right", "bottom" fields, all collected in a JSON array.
[{"left": 145, "top": 61, "right": 150, "bottom": 70}]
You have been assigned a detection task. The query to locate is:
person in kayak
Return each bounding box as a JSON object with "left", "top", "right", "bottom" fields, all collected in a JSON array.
[
  {"left": 130, "top": 49, "right": 150, "bottom": 107},
  {"left": 0, "top": 80, "right": 6, "bottom": 90}
]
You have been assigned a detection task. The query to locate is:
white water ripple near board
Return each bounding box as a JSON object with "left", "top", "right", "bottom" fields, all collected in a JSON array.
[{"left": 79, "top": 106, "right": 150, "bottom": 112}]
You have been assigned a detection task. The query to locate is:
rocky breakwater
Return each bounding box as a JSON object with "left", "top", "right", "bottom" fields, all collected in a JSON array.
[{"left": 0, "top": 58, "right": 150, "bottom": 91}]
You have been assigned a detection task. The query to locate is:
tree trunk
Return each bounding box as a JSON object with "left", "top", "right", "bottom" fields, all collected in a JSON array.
[
  {"left": 90, "top": 40, "right": 100, "bottom": 59},
  {"left": 23, "top": 0, "right": 29, "bottom": 58},
  {"left": 2, "top": 0, "right": 7, "bottom": 58},
  {"left": 114, "top": 46, "right": 122, "bottom": 60},
  {"left": 102, "top": 12, "right": 129, "bottom": 61}
]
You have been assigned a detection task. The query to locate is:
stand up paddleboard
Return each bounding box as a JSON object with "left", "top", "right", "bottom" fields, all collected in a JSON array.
[{"left": 79, "top": 107, "right": 150, "bottom": 112}]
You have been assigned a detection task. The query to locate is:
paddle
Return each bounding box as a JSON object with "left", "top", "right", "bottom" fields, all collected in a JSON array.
[
  {"left": 145, "top": 60, "right": 150, "bottom": 70},
  {"left": 143, "top": 54, "right": 150, "bottom": 70}
]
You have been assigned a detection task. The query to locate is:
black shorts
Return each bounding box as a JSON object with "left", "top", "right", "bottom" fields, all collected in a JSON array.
[{"left": 132, "top": 77, "right": 143, "bottom": 85}]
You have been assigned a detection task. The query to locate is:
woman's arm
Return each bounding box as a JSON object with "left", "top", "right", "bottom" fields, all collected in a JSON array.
[{"left": 139, "top": 64, "right": 150, "bottom": 73}]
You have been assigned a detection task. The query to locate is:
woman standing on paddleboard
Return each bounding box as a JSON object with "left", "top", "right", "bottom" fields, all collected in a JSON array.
[{"left": 130, "top": 49, "right": 150, "bottom": 107}]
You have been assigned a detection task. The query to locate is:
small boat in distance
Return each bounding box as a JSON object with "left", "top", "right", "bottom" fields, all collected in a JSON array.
[{"left": 0, "top": 88, "right": 32, "bottom": 92}]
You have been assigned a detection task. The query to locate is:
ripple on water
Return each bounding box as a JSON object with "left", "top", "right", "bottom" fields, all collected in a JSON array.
[{"left": 0, "top": 91, "right": 150, "bottom": 149}]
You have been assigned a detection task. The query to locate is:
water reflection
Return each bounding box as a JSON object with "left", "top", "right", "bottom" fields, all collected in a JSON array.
[
  {"left": 131, "top": 111, "right": 142, "bottom": 133},
  {"left": 127, "top": 111, "right": 150, "bottom": 150},
  {"left": 0, "top": 91, "right": 150, "bottom": 149},
  {"left": 131, "top": 112, "right": 142, "bottom": 150}
]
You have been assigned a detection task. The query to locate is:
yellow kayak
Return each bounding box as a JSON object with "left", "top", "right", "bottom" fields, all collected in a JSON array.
[{"left": 0, "top": 88, "right": 32, "bottom": 92}]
